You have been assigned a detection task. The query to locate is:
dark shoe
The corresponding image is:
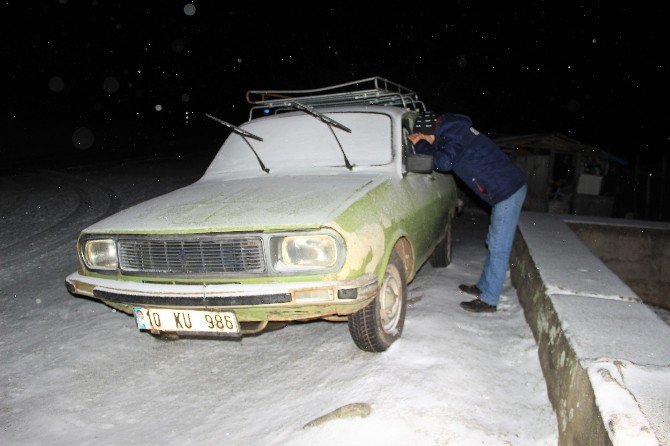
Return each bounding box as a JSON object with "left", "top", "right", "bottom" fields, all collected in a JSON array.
[
  {"left": 460, "top": 299, "right": 497, "bottom": 313},
  {"left": 458, "top": 284, "right": 482, "bottom": 296}
]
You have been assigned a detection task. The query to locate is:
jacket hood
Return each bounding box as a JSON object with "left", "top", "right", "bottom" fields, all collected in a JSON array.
[{"left": 435, "top": 113, "right": 472, "bottom": 137}]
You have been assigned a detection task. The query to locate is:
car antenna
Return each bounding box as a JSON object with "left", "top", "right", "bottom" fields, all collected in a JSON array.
[
  {"left": 205, "top": 113, "right": 270, "bottom": 173},
  {"left": 287, "top": 101, "right": 354, "bottom": 171}
]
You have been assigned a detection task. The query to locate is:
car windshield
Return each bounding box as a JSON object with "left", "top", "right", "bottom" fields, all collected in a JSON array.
[{"left": 206, "top": 112, "right": 392, "bottom": 174}]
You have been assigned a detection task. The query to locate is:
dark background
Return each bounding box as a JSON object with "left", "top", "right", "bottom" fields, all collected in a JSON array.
[{"left": 2, "top": 2, "right": 669, "bottom": 218}]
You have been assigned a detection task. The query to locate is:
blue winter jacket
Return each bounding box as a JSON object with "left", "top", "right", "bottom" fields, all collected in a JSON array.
[{"left": 414, "top": 113, "right": 526, "bottom": 205}]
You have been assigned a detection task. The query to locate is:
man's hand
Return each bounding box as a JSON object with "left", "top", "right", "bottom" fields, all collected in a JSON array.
[{"left": 408, "top": 133, "right": 436, "bottom": 145}]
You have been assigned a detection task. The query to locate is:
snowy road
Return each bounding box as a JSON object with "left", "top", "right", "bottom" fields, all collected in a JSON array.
[{"left": 0, "top": 156, "right": 557, "bottom": 445}]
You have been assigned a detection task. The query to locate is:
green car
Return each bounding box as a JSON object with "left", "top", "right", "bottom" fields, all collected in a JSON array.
[{"left": 65, "top": 78, "right": 458, "bottom": 351}]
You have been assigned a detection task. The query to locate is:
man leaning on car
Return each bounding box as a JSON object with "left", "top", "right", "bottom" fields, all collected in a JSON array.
[{"left": 409, "top": 111, "right": 527, "bottom": 314}]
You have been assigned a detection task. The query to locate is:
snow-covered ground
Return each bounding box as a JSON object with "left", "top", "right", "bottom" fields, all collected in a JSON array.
[{"left": 0, "top": 156, "right": 557, "bottom": 445}]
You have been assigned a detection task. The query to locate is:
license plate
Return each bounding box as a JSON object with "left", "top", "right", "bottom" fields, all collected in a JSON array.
[{"left": 133, "top": 307, "right": 240, "bottom": 335}]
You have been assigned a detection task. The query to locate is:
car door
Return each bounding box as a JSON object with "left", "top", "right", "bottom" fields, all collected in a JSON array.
[{"left": 399, "top": 114, "right": 448, "bottom": 262}]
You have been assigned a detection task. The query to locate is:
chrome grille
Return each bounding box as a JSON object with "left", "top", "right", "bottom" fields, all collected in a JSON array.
[{"left": 117, "top": 235, "right": 265, "bottom": 275}]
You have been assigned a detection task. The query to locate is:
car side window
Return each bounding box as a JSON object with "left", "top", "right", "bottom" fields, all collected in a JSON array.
[{"left": 401, "top": 114, "right": 416, "bottom": 169}]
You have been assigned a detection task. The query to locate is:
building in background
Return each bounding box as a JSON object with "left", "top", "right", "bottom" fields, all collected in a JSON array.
[{"left": 495, "top": 133, "right": 630, "bottom": 217}]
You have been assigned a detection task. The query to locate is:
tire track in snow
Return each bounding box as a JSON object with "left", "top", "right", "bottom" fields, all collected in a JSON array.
[
  {"left": 0, "top": 174, "right": 82, "bottom": 252},
  {"left": 0, "top": 170, "right": 122, "bottom": 269},
  {"left": 0, "top": 177, "right": 26, "bottom": 217}
]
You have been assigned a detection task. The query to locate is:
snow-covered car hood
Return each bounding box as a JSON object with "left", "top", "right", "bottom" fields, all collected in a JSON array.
[{"left": 83, "top": 174, "right": 386, "bottom": 233}]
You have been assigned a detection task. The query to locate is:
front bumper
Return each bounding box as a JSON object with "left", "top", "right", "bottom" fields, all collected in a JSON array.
[{"left": 65, "top": 272, "right": 378, "bottom": 322}]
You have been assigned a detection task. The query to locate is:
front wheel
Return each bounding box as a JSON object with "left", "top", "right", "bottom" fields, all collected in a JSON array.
[{"left": 348, "top": 249, "right": 407, "bottom": 352}]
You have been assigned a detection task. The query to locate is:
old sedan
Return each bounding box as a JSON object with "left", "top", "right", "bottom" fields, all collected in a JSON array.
[{"left": 66, "top": 79, "right": 457, "bottom": 351}]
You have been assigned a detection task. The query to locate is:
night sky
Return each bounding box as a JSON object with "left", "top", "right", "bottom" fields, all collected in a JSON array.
[{"left": 3, "top": 2, "right": 668, "bottom": 171}]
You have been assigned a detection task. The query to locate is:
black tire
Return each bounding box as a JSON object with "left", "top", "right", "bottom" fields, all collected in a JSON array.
[
  {"left": 430, "top": 216, "right": 453, "bottom": 268},
  {"left": 348, "top": 249, "right": 407, "bottom": 352}
]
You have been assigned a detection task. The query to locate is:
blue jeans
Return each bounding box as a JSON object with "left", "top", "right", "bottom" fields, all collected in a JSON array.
[{"left": 476, "top": 185, "right": 527, "bottom": 306}]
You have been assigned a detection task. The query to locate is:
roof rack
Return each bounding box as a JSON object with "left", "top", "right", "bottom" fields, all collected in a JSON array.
[{"left": 245, "top": 76, "right": 425, "bottom": 120}]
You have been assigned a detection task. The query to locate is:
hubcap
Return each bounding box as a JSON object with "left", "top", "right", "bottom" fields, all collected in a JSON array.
[{"left": 379, "top": 264, "right": 402, "bottom": 333}]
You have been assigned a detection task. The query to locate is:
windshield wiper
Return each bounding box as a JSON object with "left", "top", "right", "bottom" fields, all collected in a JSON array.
[
  {"left": 206, "top": 113, "right": 269, "bottom": 173},
  {"left": 287, "top": 101, "right": 354, "bottom": 170}
]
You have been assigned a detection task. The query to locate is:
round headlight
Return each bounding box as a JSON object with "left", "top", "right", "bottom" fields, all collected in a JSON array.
[
  {"left": 83, "top": 239, "right": 118, "bottom": 270},
  {"left": 280, "top": 235, "right": 337, "bottom": 268}
]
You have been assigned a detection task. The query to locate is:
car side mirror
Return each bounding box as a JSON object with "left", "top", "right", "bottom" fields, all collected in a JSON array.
[{"left": 407, "top": 154, "right": 434, "bottom": 174}]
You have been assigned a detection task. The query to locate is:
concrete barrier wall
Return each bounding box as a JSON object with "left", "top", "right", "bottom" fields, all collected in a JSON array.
[
  {"left": 510, "top": 235, "right": 610, "bottom": 445},
  {"left": 510, "top": 212, "right": 670, "bottom": 446},
  {"left": 568, "top": 223, "right": 670, "bottom": 310}
]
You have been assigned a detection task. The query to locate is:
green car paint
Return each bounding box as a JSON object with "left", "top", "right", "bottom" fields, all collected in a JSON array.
[
  {"left": 333, "top": 172, "right": 456, "bottom": 283},
  {"left": 65, "top": 106, "right": 459, "bottom": 334}
]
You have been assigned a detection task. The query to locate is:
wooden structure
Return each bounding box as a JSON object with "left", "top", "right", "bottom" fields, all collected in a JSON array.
[{"left": 495, "top": 133, "right": 626, "bottom": 215}]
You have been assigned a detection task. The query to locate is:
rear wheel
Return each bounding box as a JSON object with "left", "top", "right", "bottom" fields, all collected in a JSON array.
[
  {"left": 348, "top": 249, "right": 407, "bottom": 352},
  {"left": 430, "top": 215, "right": 453, "bottom": 268}
]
